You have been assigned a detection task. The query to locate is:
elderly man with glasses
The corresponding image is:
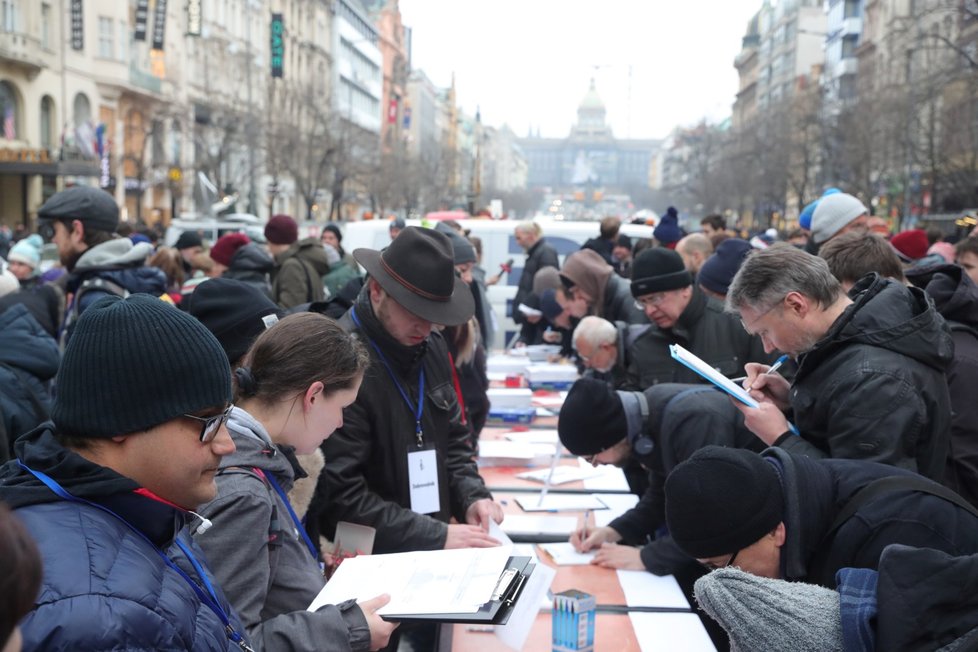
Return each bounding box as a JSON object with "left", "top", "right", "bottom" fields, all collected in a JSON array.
[
  {"left": 726, "top": 244, "right": 952, "bottom": 481},
  {"left": 623, "top": 248, "right": 772, "bottom": 391}
]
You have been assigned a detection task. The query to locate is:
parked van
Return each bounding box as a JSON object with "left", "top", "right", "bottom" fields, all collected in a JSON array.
[
  {"left": 341, "top": 218, "right": 654, "bottom": 347},
  {"left": 164, "top": 214, "right": 267, "bottom": 248}
]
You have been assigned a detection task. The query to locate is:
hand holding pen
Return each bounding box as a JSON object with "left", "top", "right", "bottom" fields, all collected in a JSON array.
[{"left": 740, "top": 355, "right": 792, "bottom": 410}]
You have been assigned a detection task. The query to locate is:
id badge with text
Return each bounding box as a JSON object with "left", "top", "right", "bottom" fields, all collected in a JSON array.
[{"left": 408, "top": 448, "right": 440, "bottom": 514}]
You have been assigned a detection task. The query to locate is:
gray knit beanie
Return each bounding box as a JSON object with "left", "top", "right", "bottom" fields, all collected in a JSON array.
[
  {"left": 811, "top": 193, "right": 868, "bottom": 244},
  {"left": 54, "top": 294, "right": 232, "bottom": 438},
  {"left": 695, "top": 567, "right": 843, "bottom": 652}
]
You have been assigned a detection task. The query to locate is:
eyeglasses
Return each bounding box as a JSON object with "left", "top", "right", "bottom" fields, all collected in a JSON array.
[
  {"left": 739, "top": 298, "right": 785, "bottom": 336},
  {"left": 699, "top": 548, "right": 740, "bottom": 571},
  {"left": 634, "top": 292, "right": 670, "bottom": 310},
  {"left": 182, "top": 405, "right": 234, "bottom": 442}
]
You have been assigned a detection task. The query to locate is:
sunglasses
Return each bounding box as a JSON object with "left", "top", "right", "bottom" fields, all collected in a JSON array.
[{"left": 182, "top": 405, "right": 233, "bottom": 442}]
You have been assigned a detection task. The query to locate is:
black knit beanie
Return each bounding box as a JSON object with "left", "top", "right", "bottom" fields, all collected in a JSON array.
[
  {"left": 558, "top": 378, "right": 628, "bottom": 455},
  {"left": 631, "top": 248, "right": 692, "bottom": 298},
  {"left": 665, "top": 446, "right": 784, "bottom": 559},
  {"left": 53, "top": 294, "right": 232, "bottom": 438},
  {"left": 187, "top": 278, "right": 284, "bottom": 365}
]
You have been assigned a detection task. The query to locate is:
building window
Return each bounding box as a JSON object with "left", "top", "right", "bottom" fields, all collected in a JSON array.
[
  {"left": 40, "top": 95, "right": 54, "bottom": 147},
  {"left": 1, "top": 0, "right": 19, "bottom": 31},
  {"left": 118, "top": 19, "right": 128, "bottom": 61},
  {"left": 1, "top": 81, "right": 18, "bottom": 140},
  {"left": 41, "top": 3, "right": 51, "bottom": 47},
  {"left": 98, "top": 16, "right": 114, "bottom": 59}
]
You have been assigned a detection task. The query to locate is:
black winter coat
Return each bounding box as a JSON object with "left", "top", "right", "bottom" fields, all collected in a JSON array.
[
  {"left": 766, "top": 447, "right": 978, "bottom": 587},
  {"left": 225, "top": 242, "right": 274, "bottom": 297},
  {"left": 602, "top": 274, "right": 646, "bottom": 324},
  {"left": 512, "top": 238, "right": 558, "bottom": 325},
  {"left": 608, "top": 385, "right": 764, "bottom": 574},
  {"left": 781, "top": 274, "right": 953, "bottom": 481},
  {"left": 906, "top": 263, "right": 978, "bottom": 506},
  {"left": 624, "top": 286, "right": 772, "bottom": 390},
  {"left": 316, "top": 288, "right": 492, "bottom": 553}
]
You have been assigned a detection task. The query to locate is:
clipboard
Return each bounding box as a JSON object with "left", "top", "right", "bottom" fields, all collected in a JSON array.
[
  {"left": 668, "top": 344, "right": 759, "bottom": 407},
  {"left": 380, "top": 556, "right": 535, "bottom": 624}
]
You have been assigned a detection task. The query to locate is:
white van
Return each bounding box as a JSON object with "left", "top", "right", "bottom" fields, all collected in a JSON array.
[
  {"left": 341, "top": 218, "right": 654, "bottom": 347},
  {"left": 163, "top": 214, "right": 266, "bottom": 248}
]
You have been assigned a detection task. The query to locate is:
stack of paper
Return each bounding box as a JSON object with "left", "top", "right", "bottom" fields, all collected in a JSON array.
[
  {"left": 526, "top": 363, "right": 578, "bottom": 390},
  {"left": 523, "top": 344, "right": 561, "bottom": 361},
  {"left": 499, "top": 514, "right": 578, "bottom": 538},
  {"left": 578, "top": 458, "right": 631, "bottom": 492},
  {"left": 487, "top": 388, "right": 533, "bottom": 409},
  {"left": 487, "top": 354, "right": 532, "bottom": 377},
  {"left": 477, "top": 440, "right": 555, "bottom": 468},
  {"left": 538, "top": 542, "right": 596, "bottom": 566}
]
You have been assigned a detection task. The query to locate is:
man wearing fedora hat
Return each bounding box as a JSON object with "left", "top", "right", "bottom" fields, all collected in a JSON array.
[{"left": 316, "top": 227, "right": 503, "bottom": 554}]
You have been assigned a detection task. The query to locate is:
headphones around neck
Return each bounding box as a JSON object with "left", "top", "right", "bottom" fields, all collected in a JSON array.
[{"left": 622, "top": 391, "right": 655, "bottom": 456}]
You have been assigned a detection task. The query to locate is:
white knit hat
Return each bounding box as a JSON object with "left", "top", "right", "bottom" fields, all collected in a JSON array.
[{"left": 811, "top": 193, "right": 868, "bottom": 244}]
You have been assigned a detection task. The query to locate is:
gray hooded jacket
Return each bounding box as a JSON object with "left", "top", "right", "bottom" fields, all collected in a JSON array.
[{"left": 195, "top": 407, "right": 370, "bottom": 652}]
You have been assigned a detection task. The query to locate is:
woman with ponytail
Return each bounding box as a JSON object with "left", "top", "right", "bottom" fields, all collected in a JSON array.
[{"left": 193, "top": 313, "right": 396, "bottom": 651}]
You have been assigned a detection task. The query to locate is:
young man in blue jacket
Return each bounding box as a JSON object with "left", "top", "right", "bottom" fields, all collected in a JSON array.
[{"left": 0, "top": 295, "right": 251, "bottom": 651}]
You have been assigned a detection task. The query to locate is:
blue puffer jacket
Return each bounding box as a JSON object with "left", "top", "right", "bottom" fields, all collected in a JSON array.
[
  {"left": 0, "top": 426, "right": 250, "bottom": 651},
  {"left": 0, "top": 304, "right": 59, "bottom": 461}
]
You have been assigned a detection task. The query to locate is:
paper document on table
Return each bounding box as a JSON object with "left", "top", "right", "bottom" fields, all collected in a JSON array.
[
  {"left": 516, "top": 466, "right": 601, "bottom": 485},
  {"left": 629, "top": 613, "right": 716, "bottom": 652},
  {"left": 477, "top": 440, "right": 555, "bottom": 467},
  {"left": 591, "top": 493, "right": 640, "bottom": 527},
  {"left": 538, "top": 542, "right": 596, "bottom": 566},
  {"left": 308, "top": 547, "right": 511, "bottom": 615},
  {"left": 669, "top": 344, "right": 758, "bottom": 407},
  {"left": 499, "top": 514, "right": 577, "bottom": 538},
  {"left": 504, "top": 429, "right": 560, "bottom": 445},
  {"left": 578, "top": 458, "right": 631, "bottom": 491},
  {"left": 489, "top": 520, "right": 514, "bottom": 548},
  {"left": 516, "top": 494, "right": 607, "bottom": 512},
  {"left": 616, "top": 570, "right": 690, "bottom": 609}
]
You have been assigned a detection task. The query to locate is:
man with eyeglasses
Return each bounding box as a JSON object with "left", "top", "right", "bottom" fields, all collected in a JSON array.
[
  {"left": 726, "top": 244, "right": 952, "bottom": 481},
  {"left": 623, "top": 248, "right": 771, "bottom": 391},
  {"left": 571, "top": 315, "right": 648, "bottom": 388},
  {"left": 665, "top": 446, "right": 978, "bottom": 588},
  {"left": 0, "top": 294, "right": 251, "bottom": 650}
]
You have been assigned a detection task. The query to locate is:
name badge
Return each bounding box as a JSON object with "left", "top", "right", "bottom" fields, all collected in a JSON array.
[{"left": 408, "top": 448, "right": 440, "bottom": 515}]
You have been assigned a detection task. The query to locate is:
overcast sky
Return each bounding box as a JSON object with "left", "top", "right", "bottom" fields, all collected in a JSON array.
[{"left": 399, "top": 0, "right": 764, "bottom": 141}]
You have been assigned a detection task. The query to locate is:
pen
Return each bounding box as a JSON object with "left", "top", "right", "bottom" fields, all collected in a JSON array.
[
  {"left": 745, "top": 354, "right": 790, "bottom": 392},
  {"left": 582, "top": 509, "right": 591, "bottom": 541}
]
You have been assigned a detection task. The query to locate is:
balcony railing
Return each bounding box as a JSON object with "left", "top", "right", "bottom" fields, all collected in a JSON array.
[{"left": 0, "top": 30, "right": 44, "bottom": 76}]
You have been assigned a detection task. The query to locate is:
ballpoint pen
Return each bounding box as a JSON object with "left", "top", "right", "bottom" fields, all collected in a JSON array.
[
  {"left": 745, "top": 354, "right": 790, "bottom": 392},
  {"left": 582, "top": 509, "right": 592, "bottom": 541}
]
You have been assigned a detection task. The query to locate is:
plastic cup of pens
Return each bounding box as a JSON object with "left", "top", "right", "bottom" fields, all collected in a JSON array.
[{"left": 552, "top": 589, "right": 596, "bottom": 652}]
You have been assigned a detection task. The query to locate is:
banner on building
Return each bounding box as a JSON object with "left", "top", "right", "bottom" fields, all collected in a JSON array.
[
  {"left": 270, "top": 13, "right": 284, "bottom": 78},
  {"left": 152, "top": 0, "right": 168, "bottom": 50},
  {"left": 402, "top": 105, "right": 411, "bottom": 130},
  {"left": 187, "top": 0, "right": 202, "bottom": 36},
  {"left": 134, "top": 0, "right": 149, "bottom": 41},
  {"left": 388, "top": 98, "right": 398, "bottom": 124},
  {"left": 70, "top": 0, "right": 84, "bottom": 50}
]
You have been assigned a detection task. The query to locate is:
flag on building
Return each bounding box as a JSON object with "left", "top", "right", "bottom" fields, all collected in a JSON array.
[{"left": 3, "top": 107, "right": 15, "bottom": 141}]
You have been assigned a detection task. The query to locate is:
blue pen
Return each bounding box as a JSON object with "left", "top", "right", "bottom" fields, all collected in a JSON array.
[{"left": 746, "top": 354, "right": 790, "bottom": 392}]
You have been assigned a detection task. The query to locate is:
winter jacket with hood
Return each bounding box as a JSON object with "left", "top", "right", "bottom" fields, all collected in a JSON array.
[
  {"left": 624, "top": 285, "right": 772, "bottom": 390},
  {"left": 609, "top": 384, "right": 765, "bottom": 575},
  {"left": 560, "top": 248, "right": 647, "bottom": 324},
  {"left": 316, "top": 286, "right": 492, "bottom": 553},
  {"left": 0, "top": 305, "right": 59, "bottom": 461},
  {"left": 779, "top": 273, "right": 954, "bottom": 481},
  {"left": 512, "top": 237, "right": 559, "bottom": 325},
  {"left": 224, "top": 242, "right": 274, "bottom": 298},
  {"left": 763, "top": 447, "right": 978, "bottom": 588},
  {"left": 195, "top": 407, "right": 370, "bottom": 652},
  {"left": 271, "top": 237, "right": 330, "bottom": 309},
  {"left": 0, "top": 426, "right": 249, "bottom": 651},
  {"left": 62, "top": 238, "right": 166, "bottom": 343},
  {"left": 906, "top": 263, "right": 978, "bottom": 507}
]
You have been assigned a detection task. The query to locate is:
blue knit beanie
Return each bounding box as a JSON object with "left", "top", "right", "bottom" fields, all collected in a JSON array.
[
  {"left": 654, "top": 207, "right": 683, "bottom": 245},
  {"left": 698, "top": 239, "right": 753, "bottom": 296},
  {"left": 53, "top": 294, "right": 232, "bottom": 438},
  {"left": 799, "top": 188, "right": 841, "bottom": 231}
]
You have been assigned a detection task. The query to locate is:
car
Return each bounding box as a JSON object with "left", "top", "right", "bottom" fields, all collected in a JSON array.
[
  {"left": 341, "top": 217, "right": 654, "bottom": 348},
  {"left": 164, "top": 215, "right": 267, "bottom": 248}
]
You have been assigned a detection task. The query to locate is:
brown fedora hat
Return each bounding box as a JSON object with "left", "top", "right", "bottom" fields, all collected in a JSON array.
[{"left": 354, "top": 226, "right": 475, "bottom": 326}]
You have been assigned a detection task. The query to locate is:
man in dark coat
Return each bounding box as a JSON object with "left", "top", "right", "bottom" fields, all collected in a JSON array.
[
  {"left": 560, "top": 248, "right": 647, "bottom": 324},
  {"left": 665, "top": 446, "right": 978, "bottom": 587},
  {"left": 512, "top": 222, "right": 559, "bottom": 325},
  {"left": 317, "top": 227, "right": 502, "bottom": 553},
  {"left": 38, "top": 186, "right": 166, "bottom": 345},
  {"left": 210, "top": 232, "right": 274, "bottom": 298},
  {"left": 0, "top": 295, "right": 249, "bottom": 650},
  {"left": 264, "top": 214, "right": 329, "bottom": 309},
  {"left": 624, "top": 247, "right": 771, "bottom": 390},
  {"left": 558, "top": 380, "right": 764, "bottom": 575},
  {"left": 906, "top": 263, "right": 978, "bottom": 506},
  {"left": 729, "top": 245, "right": 953, "bottom": 481}
]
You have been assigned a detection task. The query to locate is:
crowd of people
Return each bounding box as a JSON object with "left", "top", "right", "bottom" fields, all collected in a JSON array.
[{"left": 2, "top": 186, "right": 978, "bottom": 651}]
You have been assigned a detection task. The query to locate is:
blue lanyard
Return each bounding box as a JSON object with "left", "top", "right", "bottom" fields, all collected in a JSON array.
[
  {"left": 351, "top": 308, "right": 426, "bottom": 446},
  {"left": 263, "top": 471, "right": 324, "bottom": 571},
  {"left": 17, "top": 461, "right": 254, "bottom": 652}
]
